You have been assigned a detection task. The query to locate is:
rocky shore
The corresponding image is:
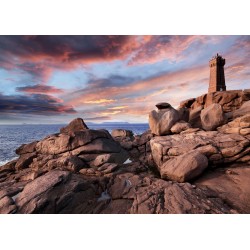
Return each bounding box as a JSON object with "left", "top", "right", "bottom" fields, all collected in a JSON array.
[{"left": 0, "top": 89, "right": 249, "bottom": 214}]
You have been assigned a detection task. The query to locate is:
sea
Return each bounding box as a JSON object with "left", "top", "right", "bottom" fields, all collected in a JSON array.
[{"left": 0, "top": 123, "right": 149, "bottom": 166}]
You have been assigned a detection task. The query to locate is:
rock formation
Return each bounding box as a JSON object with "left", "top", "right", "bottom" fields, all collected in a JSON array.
[
  {"left": 180, "top": 89, "right": 250, "bottom": 112},
  {"left": 149, "top": 102, "right": 180, "bottom": 135},
  {"left": 0, "top": 91, "right": 249, "bottom": 214},
  {"left": 200, "top": 103, "right": 227, "bottom": 131}
]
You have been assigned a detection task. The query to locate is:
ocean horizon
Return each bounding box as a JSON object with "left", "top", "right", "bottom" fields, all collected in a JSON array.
[{"left": 0, "top": 123, "right": 149, "bottom": 165}]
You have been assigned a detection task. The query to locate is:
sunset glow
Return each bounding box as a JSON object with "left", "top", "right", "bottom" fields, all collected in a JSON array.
[{"left": 0, "top": 35, "right": 249, "bottom": 124}]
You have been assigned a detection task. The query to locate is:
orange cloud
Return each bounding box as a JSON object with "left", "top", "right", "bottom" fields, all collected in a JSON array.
[
  {"left": 83, "top": 99, "right": 116, "bottom": 104},
  {"left": 108, "top": 106, "right": 128, "bottom": 110},
  {"left": 101, "top": 110, "right": 122, "bottom": 116},
  {"left": 149, "top": 89, "right": 169, "bottom": 97}
]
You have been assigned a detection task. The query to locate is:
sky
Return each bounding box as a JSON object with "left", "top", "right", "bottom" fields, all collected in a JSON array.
[{"left": 0, "top": 35, "right": 249, "bottom": 124}]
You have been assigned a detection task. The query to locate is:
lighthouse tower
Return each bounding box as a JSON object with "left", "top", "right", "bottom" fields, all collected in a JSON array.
[{"left": 208, "top": 53, "right": 226, "bottom": 93}]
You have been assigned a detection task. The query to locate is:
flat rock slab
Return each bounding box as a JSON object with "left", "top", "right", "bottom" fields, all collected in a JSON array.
[{"left": 195, "top": 166, "right": 250, "bottom": 213}]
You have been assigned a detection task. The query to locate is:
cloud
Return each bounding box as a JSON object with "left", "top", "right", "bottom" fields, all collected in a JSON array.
[
  {"left": 1, "top": 35, "right": 249, "bottom": 123},
  {"left": 0, "top": 36, "right": 133, "bottom": 69},
  {"left": 222, "top": 36, "right": 250, "bottom": 87},
  {"left": 0, "top": 36, "right": 124, "bottom": 85},
  {"left": 83, "top": 99, "right": 116, "bottom": 104},
  {"left": 66, "top": 64, "right": 209, "bottom": 108},
  {"left": 108, "top": 106, "right": 128, "bottom": 110},
  {"left": 16, "top": 84, "right": 64, "bottom": 94},
  {"left": 0, "top": 35, "right": 205, "bottom": 85},
  {"left": 128, "top": 35, "right": 198, "bottom": 65},
  {"left": 60, "top": 63, "right": 210, "bottom": 123},
  {"left": 101, "top": 110, "right": 122, "bottom": 116},
  {"left": 0, "top": 93, "right": 76, "bottom": 115}
]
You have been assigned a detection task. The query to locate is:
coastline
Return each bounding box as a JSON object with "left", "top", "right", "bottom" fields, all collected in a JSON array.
[
  {"left": 0, "top": 90, "right": 249, "bottom": 214},
  {"left": 0, "top": 123, "right": 149, "bottom": 165}
]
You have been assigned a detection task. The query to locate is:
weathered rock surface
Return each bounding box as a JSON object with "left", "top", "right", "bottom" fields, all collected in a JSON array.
[
  {"left": 149, "top": 107, "right": 180, "bottom": 135},
  {"left": 7, "top": 119, "right": 129, "bottom": 172},
  {"left": 113, "top": 129, "right": 153, "bottom": 165},
  {"left": 15, "top": 170, "right": 102, "bottom": 214},
  {"left": 128, "top": 177, "right": 235, "bottom": 214},
  {"left": 150, "top": 131, "right": 250, "bottom": 169},
  {"left": 111, "top": 129, "right": 133, "bottom": 138},
  {"left": 200, "top": 103, "right": 227, "bottom": 131},
  {"left": 42, "top": 155, "right": 88, "bottom": 172},
  {"left": 0, "top": 195, "right": 17, "bottom": 214},
  {"left": 181, "top": 89, "right": 250, "bottom": 113},
  {"left": 195, "top": 166, "right": 250, "bottom": 213},
  {"left": 16, "top": 141, "right": 38, "bottom": 155},
  {"left": 15, "top": 152, "right": 37, "bottom": 170},
  {"left": 189, "top": 106, "right": 202, "bottom": 128},
  {"left": 177, "top": 107, "right": 189, "bottom": 122},
  {"left": 160, "top": 151, "right": 208, "bottom": 182},
  {"left": 170, "top": 121, "right": 191, "bottom": 134},
  {"left": 217, "top": 114, "right": 250, "bottom": 135},
  {"left": 36, "top": 129, "right": 114, "bottom": 155},
  {"left": 0, "top": 160, "right": 16, "bottom": 179},
  {"left": 91, "top": 150, "right": 128, "bottom": 167},
  {"left": 1, "top": 167, "right": 236, "bottom": 214},
  {"left": 232, "top": 100, "right": 250, "bottom": 118},
  {"left": 60, "top": 118, "right": 88, "bottom": 134},
  {"left": 179, "top": 98, "right": 196, "bottom": 109}
]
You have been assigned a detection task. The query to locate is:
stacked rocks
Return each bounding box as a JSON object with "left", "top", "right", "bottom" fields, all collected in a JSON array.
[{"left": 0, "top": 90, "right": 249, "bottom": 214}]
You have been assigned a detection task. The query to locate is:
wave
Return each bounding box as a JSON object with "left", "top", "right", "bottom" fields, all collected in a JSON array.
[{"left": 0, "top": 157, "right": 18, "bottom": 167}]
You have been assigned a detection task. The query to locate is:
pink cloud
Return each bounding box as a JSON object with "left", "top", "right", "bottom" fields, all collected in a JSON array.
[{"left": 16, "top": 84, "right": 64, "bottom": 94}]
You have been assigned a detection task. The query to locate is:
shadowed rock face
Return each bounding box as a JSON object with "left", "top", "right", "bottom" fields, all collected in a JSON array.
[{"left": 189, "top": 106, "right": 203, "bottom": 128}]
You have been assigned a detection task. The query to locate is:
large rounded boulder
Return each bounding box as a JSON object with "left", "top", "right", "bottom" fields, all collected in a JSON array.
[
  {"left": 149, "top": 103, "right": 180, "bottom": 135},
  {"left": 201, "top": 103, "right": 227, "bottom": 131}
]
